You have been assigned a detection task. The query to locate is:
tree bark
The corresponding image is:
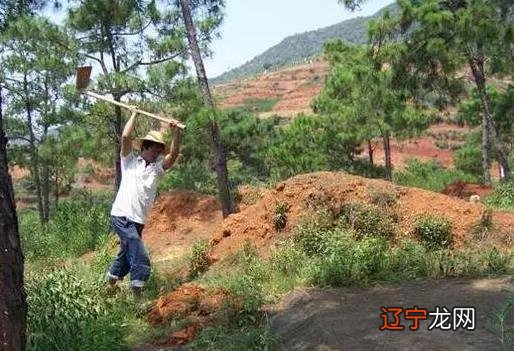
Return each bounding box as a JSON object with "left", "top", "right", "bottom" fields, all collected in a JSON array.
[
  {"left": 24, "top": 74, "right": 44, "bottom": 223},
  {"left": 179, "top": 0, "right": 233, "bottom": 217},
  {"left": 0, "top": 85, "right": 27, "bottom": 351},
  {"left": 383, "top": 134, "right": 392, "bottom": 181},
  {"left": 41, "top": 127, "right": 50, "bottom": 222},
  {"left": 468, "top": 56, "right": 511, "bottom": 183},
  {"left": 54, "top": 169, "right": 59, "bottom": 209},
  {"left": 367, "top": 139, "right": 374, "bottom": 166}
]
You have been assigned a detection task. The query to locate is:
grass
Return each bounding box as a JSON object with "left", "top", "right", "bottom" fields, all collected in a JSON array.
[
  {"left": 241, "top": 98, "right": 279, "bottom": 113},
  {"left": 393, "top": 159, "right": 478, "bottom": 192},
  {"left": 183, "top": 208, "right": 512, "bottom": 349},
  {"left": 486, "top": 180, "right": 514, "bottom": 212},
  {"left": 22, "top": 183, "right": 513, "bottom": 350},
  {"left": 20, "top": 189, "right": 111, "bottom": 260}
]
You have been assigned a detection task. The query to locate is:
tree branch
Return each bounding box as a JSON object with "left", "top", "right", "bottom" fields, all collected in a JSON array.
[
  {"left": 121, "top": 51, "right": 184, "bottom": 73},
  {"left": 6, "top": 135, "right": 31, "bottom": 144}
]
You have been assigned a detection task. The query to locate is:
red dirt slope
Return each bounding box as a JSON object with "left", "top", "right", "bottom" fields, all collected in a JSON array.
[
  {"left": 141, "top": 171, "right": 514, "bottom": 348},
  {"left": 141, "top": 172, "right": 513, "bottom": 263},
  {"left": 213, "top": 59, "right": 328, "bottom": 117},
  {"left": 143, "top": 190, "right": 222, "bottom": 259},
  {"left": 209, "top": 172, "right": 513, "bottom": 259}
]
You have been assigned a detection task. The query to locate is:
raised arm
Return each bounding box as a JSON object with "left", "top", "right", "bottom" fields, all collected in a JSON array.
[
  {"left": 163, "top": 125, "right": 181, "bottom": 171},
  {"left": 121, "top": 111, "right": 137, "bottom": 157}
]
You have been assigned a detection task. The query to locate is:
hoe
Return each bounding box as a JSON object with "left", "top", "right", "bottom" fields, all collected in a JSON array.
[{"left": 75, "top": 66, "right": 185, "bottom": 129}]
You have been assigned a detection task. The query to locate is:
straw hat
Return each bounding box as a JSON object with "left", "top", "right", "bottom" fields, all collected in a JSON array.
[{"left": 133, "top": 130, "right": 169, "bottom": 155}]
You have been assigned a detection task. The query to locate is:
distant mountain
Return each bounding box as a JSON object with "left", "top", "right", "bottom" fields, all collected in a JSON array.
[{"left": 211, "top": 3, "right": 397, "bottom": 84}]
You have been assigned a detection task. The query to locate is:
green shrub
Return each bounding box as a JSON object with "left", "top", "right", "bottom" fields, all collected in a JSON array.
[
  {"left": 241, "top": 98, "right": 279, "bottom": 113},
  {"left": 267, "top": 114, "right": 360, "bottom": 181},
  {"left": 273, "top": 202, "right": 288, "bottom": 230},
  {"left": 454, "top": 140, "right": 482, "bottom": 179},
  {"left": 369, "top": 189, "right": 397, "bottom": 207},
  {"left": 159, "top": 159, "right": 217, "bottom": 195},
  {"left": 293, "top": 219, "right": 334, "bottom": 256},
  {"left": 413, "top": 215, "right": 453, "bottom": 250},
  {"left": 472, "top": 209, "right": 494, "bottom": 240},
  {"left": 346, "top": 160, "right": 388, "bottom": 179},
  {"left": 308, "top": 233, "right": 388, "bottom": 287},
  {"left": 269, "top": 241, "right": 307, "bottom": 276},
  {"left": 394, "top": 159, "right": 477, "bottom": 192},
  {"left": 484, "top": 247, "right": 511, "bottom": 275},
  {"left": 20, "top": 190, "right": 111, "bottom": 260},
  {"left": 190, "top": 320, "right": 277, "bottom": 351},
  {"left": 189, "top": 240, "right": 211, "bottom": 279},
  {"left": 435, "top": 249, "right": 484, "bottom": 277},
  {"left": 348, "top": 236, "right": 388, "bottom": 282},
  {"left": 487, "top": 294, "right": 514, "bottom": 349},
  {"left": 27, "top": 269, "right": 128, "bottom": 351},
  {"left": 388, "top": 240, "right": 428, "bottom": 280},
  {"left": 435, "top": 139, "right": 450, "bottom": 149},
  {"left": 486, "top": 180, "right": 514, "bottom": 211},
  {"left": 339, "top": 202, "right": 396, "bottom": 239}
]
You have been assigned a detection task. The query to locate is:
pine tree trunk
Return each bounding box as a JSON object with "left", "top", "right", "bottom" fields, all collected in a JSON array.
[
  {"left": 367, "top": 139, "right": 374, "bottom": 166},
  {"left": 383, "top": 134, "right": 392, "bottom": 181},
  {"left": 41, "top": 128, "right": 50, "bottom": 222},
  {"left": 42, "top": 158, "right": 50, "bottom": 221},
  {"left": 0, "top": 85, "right": 27, "bottom": 351},
  {"left": 24, "top": 75, "right": 44, "bottom": 223},
  {"left": 54, "top": 170, "right": 59, "bottom": 209},
  {"left": 179, "top": 0, "right": 233, "bottom": 217},
  {"left": 468, "top": 56, "right": 511, "bottom": 183}
]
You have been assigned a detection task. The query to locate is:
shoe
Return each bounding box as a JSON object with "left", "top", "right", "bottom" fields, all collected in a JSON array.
[
  {"left": 108, "top": 276, "right": 118, "bottom": 287},
  {"left": 131, "top": 286, "right": 144, "bottom": 298},
  {"left": 105, "top": 272, "right": 120, "bottom": 285}
]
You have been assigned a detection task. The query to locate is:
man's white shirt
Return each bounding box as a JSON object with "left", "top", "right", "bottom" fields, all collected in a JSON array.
[{"left": 111, "top": 153, "right": 165, "bottom": 224}]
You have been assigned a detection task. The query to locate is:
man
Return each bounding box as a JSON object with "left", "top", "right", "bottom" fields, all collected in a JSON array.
[{"left": 106, "top": 111, "right": 181, "bottom": 294}]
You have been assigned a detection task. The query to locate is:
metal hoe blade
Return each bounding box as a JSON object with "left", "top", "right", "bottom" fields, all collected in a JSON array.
[{"left": 76, "top": 66, "right": 92, "bottom": 91}]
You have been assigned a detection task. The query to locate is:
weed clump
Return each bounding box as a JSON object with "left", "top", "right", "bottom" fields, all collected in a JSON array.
[
  {"left": 339, "top": 202, "right": 396, "bottom": 239},
  {"left": 189, "top": 240, "right": 211, "bottom": 279},
  {"left": 273, "top": 201, "right": 288, "bottom": 230},
  {"left": 413, "top": 214, "right": 453, "bottom": 250}
]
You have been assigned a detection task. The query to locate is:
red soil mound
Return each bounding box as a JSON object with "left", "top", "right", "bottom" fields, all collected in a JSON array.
[
  {"left": 148, "top": 284, "right": 230, "bottom": 345},
  {"left": 441, "top": 181, "right": 494, "bottom": 200},
  {"left": 210, "top": 172, "right": 514, "bottom": 258},
  {"left": 143, "top": 171, "right": 514, "bottom": 347},
  {"left": 143, "top": 190, "right": 222, "bottom": 259},
  {"left": 90, "top": 172, "right": 511, "bottom": 264}
]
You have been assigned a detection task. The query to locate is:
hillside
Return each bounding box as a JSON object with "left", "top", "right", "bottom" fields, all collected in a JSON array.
[
  {"left": 211, "top": 3, "right": 397, "bottom": 84},
  {"left": 213, "top": 57, "right": 329, "bottom": 117}
]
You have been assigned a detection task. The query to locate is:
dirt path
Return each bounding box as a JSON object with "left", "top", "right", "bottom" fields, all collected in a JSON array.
[{"left": 269, "top": 276, "right": 513, "bottom": 351}]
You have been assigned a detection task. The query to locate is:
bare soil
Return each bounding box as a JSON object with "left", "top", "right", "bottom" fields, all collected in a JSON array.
[
  {"left": 147, "top": 284, "right": 230, "bottom": 346},
  {"left": 268, "top": 276, "right": 513, "bottom": 351},
  {"left": 144, "top": 190, "right": 222, "bottom": 260},
  {"left": 207, "top": 172, "right": 513, "bottom": 260},
  {"left": 213, "top": 59, "right": 328, "bottom": 117}
]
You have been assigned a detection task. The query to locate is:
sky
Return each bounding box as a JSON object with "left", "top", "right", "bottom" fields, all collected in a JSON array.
[{"left": 204, "top": 0, "right": 395, "bottom": 78}]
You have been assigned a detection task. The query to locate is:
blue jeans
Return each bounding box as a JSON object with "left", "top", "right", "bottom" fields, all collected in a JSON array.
[{"left": 108, "top": 216, "right": 151, "bottom": 288}]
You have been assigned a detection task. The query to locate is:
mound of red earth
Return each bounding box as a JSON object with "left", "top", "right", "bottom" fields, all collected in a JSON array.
[
  {"left": 141, "top": 171, "right": 514, "bottom": 347},
  {"left": 143, "top": 190, "right": 222, "bottom": 259},
  {"left": 209, "top": 172, "right": 513, "bottom": 258},
  {"left": 148, "top": 284, "right": 231, "bottom": 345},
  {"left": 143, "top": 172, "right": 513, "bottom": 262},
  {"left": 441, "top": 180, "right": 493, "bottom": 200}
]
